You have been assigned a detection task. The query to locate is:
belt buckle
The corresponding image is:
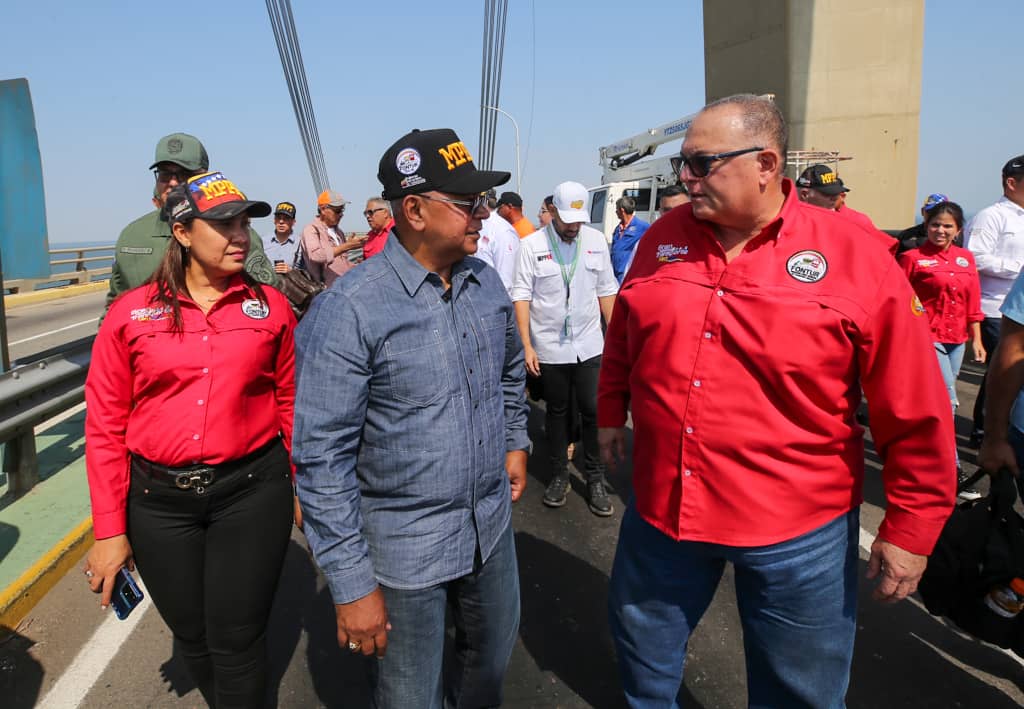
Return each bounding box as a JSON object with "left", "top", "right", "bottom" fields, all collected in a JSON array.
[{"left": 174, "top": 468, "right": 215, "bottom": 495}]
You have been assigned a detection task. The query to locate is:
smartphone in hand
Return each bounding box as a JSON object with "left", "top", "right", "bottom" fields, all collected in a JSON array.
[{"left": 111, "top": 567, "right": 144, "bottom": 620}]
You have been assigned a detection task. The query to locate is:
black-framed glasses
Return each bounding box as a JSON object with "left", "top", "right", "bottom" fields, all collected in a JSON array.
[
  {"left": 673, "top": 146, "right": 764, "bottom": 178},
  {"left": 419, "top": 192, "right": 488, "bottom": 215},
  {"left": 153, "top": 167, "right": 192, "bottom": 184},
  {"left": 362, "top": 207, "right": 387, "bottom": 217}
]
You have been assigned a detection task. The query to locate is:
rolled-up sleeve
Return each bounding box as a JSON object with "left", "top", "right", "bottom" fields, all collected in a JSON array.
[
  {"left": 511, "top": 241, "right": 535, "bottom": 302},
  {"left": 293, "top": 289, "right": 377, "bottom": 604}
]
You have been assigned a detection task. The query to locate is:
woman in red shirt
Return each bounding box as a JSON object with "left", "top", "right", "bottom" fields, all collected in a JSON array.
[
  {"left": 898, "top": 201, "right": 985, "bottom": 489},
  {"left": 83, "top": 171, "right": 297, "bottom": 707}
]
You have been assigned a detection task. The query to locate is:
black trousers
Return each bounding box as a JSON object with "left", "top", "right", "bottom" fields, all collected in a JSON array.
[
  {"left": 127, "top": 440, "right": 293, "bottom": 708},
  {"left": 972, "top": 316, "right": 1003, "bottom": 434},
  {"left": 540, "top": 355, "right": 605, "bottom": 482}
]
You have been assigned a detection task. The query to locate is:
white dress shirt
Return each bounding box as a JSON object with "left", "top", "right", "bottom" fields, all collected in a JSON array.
[
  {"left": 964, "top": 195, "right": 1024, "bottom": 317},
  {"left": 511, "top": 224, "right": 618, "bottom": 364},
  {"left": 476, "top": 211, "right": 521, "bottom": 294}
]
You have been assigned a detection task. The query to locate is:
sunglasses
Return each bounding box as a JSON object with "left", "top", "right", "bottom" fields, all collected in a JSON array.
[
  {"left": 419, "top": 192, "right": 489, "bottom": 215},
  {"left": 153, "top": 167, "right": 194, "bottom": 184},
  {"left": 363, "top": 207, "right": 387, "bottom": 217},
  {"left": 323, "top": 204, "right": 345, "bottom": 214},
  {"left": 673, "top": 146, "right": 764, "bottom": 179}
]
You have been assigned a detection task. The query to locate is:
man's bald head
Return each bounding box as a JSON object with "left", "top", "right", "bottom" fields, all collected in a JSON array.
[{"left": 701, "top": 94, "right": 788, "bottom": 176}]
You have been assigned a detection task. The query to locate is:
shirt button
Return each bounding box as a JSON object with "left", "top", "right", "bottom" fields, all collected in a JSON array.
[
  {"left": 684, "top": 469, "right": 692, "bottom": 477},
  {"left": 716, "top": 289, "right": 725, "bottom": 297},
  {"left": 197, "top": 399, "right": 204, "bottom": 406},
  {"left": 704, "top": 332, "right": 712, "bottom": 339},
  {"left": 478, "top": 440, "right": 483, "bottom": 446},
  {"left": 693, "top": 380, "right": 702, "bottom": 388},
  {"left": 463, "top": 332, "right": 467, "bottom": 338},
  {"left": 469, "top": 368, "right": 474, "bottom": 374},
  {"left": 192, "top": 434, "right": 200, "bottom": 441},
  {"left": 202, "top": 367, "right": 209, "bottom": 374},
  {"left": 686, "top": 426, "right": 694, "bottom": 434},
  {"left": 202, "top": 335, "right": 209, "bottom": 342}
]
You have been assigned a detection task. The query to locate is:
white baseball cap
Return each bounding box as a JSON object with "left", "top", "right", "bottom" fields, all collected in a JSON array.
[{"left": 552, "top": 181, "right": 589, "bottom": 224}]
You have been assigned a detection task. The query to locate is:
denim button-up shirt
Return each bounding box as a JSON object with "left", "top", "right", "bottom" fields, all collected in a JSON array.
[{"left": 293, "top": 232, "right": 530, "bottom": 604}]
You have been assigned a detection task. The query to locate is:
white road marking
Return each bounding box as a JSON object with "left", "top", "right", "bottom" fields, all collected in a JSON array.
[
  {"left": 36, "top": 577, "right": 152, "bottom": 709},
  {"left": 8, "top": 318, "right": 98, "bottom": 346}
]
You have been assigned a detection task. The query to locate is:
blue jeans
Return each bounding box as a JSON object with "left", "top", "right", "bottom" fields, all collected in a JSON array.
[
  {"left": 368, "top": 522, "right": 520, "bottom": 709},
  {"left": 935, "top": 342, "right": 965, "bottom": 466},
  {"left": 934, "top": 342, "right": 965, "bottom": 408},
  {"left": 608, "top": 504, "right": 859, "bottom": 709}
]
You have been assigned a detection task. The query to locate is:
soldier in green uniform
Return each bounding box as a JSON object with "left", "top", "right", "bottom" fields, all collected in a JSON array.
[{"left": 105, "top": 133, "right": 276, "bottom": 312}]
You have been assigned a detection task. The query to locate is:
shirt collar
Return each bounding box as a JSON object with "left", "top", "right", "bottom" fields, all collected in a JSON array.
[
  {"left": 692, "top": 179, "right": 795, "bottom": 247},
  {"left": 998, "top": 195, "right": 1024, "bottom": 216},
  {"left": 381, "top": 228, "right": 479, "bottom": 297}
]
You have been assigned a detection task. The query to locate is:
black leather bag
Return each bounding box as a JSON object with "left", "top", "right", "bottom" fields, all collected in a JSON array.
[
  {"left": 918, "top": 468, "right": 1024, "bottom": 653},
  {"left": 277, "top": 250, "right": 324, "bottom": 320}
]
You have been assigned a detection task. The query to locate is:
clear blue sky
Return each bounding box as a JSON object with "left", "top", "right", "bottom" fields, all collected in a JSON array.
[{"left": 1, "top": 0, "right": 1020, "bottom": 244}]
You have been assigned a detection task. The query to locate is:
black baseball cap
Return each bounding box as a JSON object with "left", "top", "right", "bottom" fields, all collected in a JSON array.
[
  {"left": 274, "top": 201, "right": 296, "bottom": 218},
  {"left": 1002, "top": 155, "right": 1024, "bottom": 179},
  {"left": 378, "top": 128, "right": 510, "bottom": 200},
  {"left": 497, "top": 191, "right": 523, "bottom": 208},
  {"left": 796, "top": 164, "right": 849, "bottom": 195},
  {"left": 167, "top": 171, "right": 271, "bottom": 224}
]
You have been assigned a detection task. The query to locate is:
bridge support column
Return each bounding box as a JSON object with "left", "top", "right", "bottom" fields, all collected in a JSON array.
[
  {"left": 4, "top": 432, "right": 39, "bottom": 496},
  {"left": 703, "top": 0, "right": 925, "bottom": 229}
]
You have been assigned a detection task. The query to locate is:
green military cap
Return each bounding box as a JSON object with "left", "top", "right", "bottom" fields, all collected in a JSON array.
[{"left": 149, "top": 132, "right": 209, "bottom": 171}]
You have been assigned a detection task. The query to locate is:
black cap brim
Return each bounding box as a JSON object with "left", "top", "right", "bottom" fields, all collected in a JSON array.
[
  {"left": 201, "top": 200, "right": 272, "bottom": 221},
  {"left": 813, "top": 184, "right": 846, "bottom": 196},
  {"left": 439, "top": 169, "right": 511, "bottom": 197}
]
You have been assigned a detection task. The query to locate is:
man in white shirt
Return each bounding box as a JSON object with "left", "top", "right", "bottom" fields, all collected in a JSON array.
[
  {"left": 512, "top": 181, "right": 618, "bottom": 516},
  {"left": 965, "top": 154, "right": 1024, "bottom": 445},
  {"left": 476, "top": 189, "right": 521, "bottom": 294}
]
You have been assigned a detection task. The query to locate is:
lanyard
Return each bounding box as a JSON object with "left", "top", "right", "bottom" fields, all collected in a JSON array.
[
  {"left": 545, "top": 225, "right": 580, "bottom": 302},
  {"left": 546, "top": 225, "right": 580, "bottom": 338}
]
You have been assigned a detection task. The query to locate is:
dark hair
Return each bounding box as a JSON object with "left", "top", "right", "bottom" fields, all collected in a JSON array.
[
  {"left": 704, "top": 93, "right": 789, "bottom": 172},
  {"left": 149, "top": 185, "right": 267, "bottom": 334},
  {"left": 660, "top": 184, "right": 688, "bottom": 199},
  {"left": 923, "top": 200, "right": 964, "bottom": 231},
  {"left": 543, "top": 194, "right": 554, "bottom": 207}
]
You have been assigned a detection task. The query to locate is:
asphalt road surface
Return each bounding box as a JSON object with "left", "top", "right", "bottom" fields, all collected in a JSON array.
[
  {"left": 4, "top": 289, "right": 105, "bottom": 363},
  {"left": 2, "top": 360, "right": 1022, "bottom": 707}
]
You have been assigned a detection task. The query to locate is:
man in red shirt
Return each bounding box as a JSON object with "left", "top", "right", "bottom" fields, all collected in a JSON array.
[
  {"left": 598, "top": 94, "right": 955, "bottom": 707},
  {"left": 797, "top": 163, "right": 881, "bottom": 233},
  {"left": 361, "top": 197, "right": 394, "bottom": 259}
]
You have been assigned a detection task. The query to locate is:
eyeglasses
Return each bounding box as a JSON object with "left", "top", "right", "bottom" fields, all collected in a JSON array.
[
  {"left": 153, "top": 167, "right": 192, "bottom": 184},
  {"left": 419, "top": 192, "right": 489, "bottom": 216},
  {"left": 363, "top": 207, "right": 387, "bottom": 217},
  {"left": 674, "top": 146, "right": 764, "bottom": 178}
]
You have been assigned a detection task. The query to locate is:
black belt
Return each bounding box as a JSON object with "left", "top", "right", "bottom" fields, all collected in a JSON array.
[{"left": 131, "top": 438, "right": 280, "bottom": 495}]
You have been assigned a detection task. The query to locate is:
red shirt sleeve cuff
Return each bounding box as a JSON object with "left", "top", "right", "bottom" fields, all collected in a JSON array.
[
  {"left": 877, "top": 506, "right": 951, "bottom": 556},
  {"left": 92, "top": 508, "right": 127, "bottom": 540}
]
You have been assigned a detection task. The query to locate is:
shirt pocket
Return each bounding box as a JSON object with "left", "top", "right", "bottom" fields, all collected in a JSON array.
[
  {"left": 384, "top": 329, "right": 450, "bottom": 407},
  {"left": 478, "top": 311, "right": 509, "bottom": 396},
  {"left": 584, "top": 252, "right": 606, "bottom": 273}
]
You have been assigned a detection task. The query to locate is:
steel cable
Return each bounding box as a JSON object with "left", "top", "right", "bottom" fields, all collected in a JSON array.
[{"left": 266, "top": 0, "right": 330, "bottom": 193}]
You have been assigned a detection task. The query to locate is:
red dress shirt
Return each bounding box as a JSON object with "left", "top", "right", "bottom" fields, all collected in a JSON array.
[
  {"left": 598, "top": 180, "right": 955, "bottom": 555},
  {"left": 86, "top": 277, "right": 296, "bottom": 538},
  {"left": 363, "top": 218, "right": 394, "bottom": 259},
  {"left": 898, "top": 243, "right": 984, "bottom": 344}
]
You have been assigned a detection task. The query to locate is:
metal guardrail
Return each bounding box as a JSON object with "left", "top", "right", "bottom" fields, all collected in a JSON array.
[
  {"left": 0, "top": 336, "right": 94, "bottom": 495},
  {"left": 5, "top": 245, "right": 114, "bottom": 293}
]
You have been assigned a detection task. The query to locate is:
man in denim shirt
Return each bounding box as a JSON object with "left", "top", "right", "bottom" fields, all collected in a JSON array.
[{"left": 293, "top": 128, "right": 530, "bottom": 709}]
